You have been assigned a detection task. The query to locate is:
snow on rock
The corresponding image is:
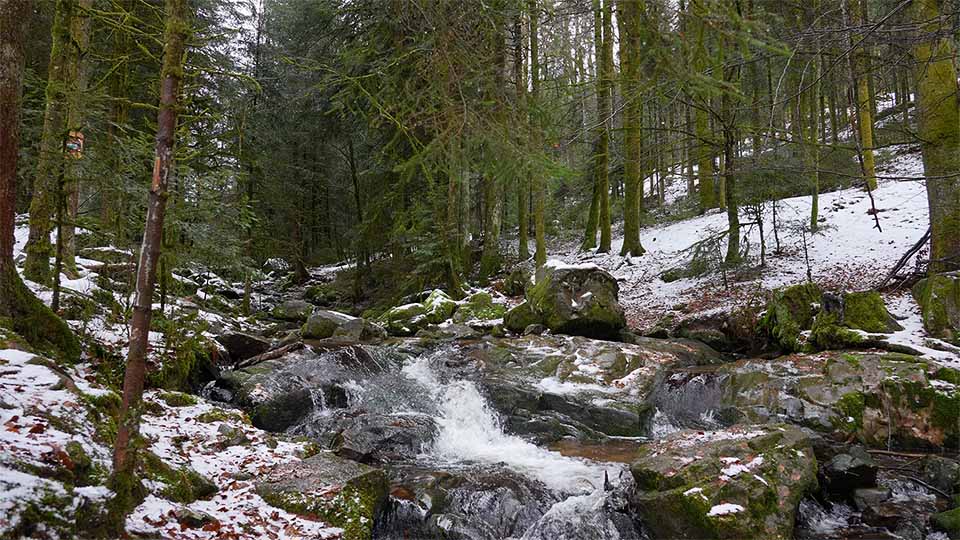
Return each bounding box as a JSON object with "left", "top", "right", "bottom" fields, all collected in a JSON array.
[{"left": 707, "top": 503, "right": 746, "bottom": 517}]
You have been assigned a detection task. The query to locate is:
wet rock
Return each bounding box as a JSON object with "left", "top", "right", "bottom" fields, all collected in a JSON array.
[
  {"left": 655, "top": 351, "right": 960, "bottom": 449},
  {"left": 630, "top": 424, "right": 818, "bottom": 540},
  {"left": 525, "top": 262, "right": 626, "bottom": 340},
  {"left": 913, "top": 272, "right": 960, "bottom": 343},
  {"left": 255, "top": 452, "right": 388, "bottom": 540},
  {"left": 822, "top": 446, "right": 877, "bottom": 494},
  {"left": 333, "top": 413, "right": 438, "bottom": 464},
  {"left": 853, "top": 487, "right": 892, "bottom": 511},
  {"left": 523, "top": 324, "right": 547, "bottom": 335},
  {"left": 215, "top": 332, "right": 270, "bottom": 363},
  {"left": 923, "top": 455, "right": 960, "bottom": 495},
  {"left": 271, "top": 299, "right": 314, "bottom": 322},
  {"left": 519, "top": 484, "right": 642, "bottom": 540},
  {"left": 377, "top": 466, "right": 561, "bottom": 540},
  {"left": 416, "top": 323, "right": 479, "bottom": 341}
]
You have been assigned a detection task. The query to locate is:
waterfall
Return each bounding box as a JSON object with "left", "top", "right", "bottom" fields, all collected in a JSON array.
[{"left": 402, "top": 354, "right": 621, "bottom": 494}]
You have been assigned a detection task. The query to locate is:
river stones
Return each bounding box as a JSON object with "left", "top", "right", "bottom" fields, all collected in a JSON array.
[
  {"left": 630, "top": 424, "right": 818, "bottom": 540},
  {"left": 255, "top": 451, "right": 388, "bottom": 540},
  {"left": 653, "top": 351, "right": 960, "bottom": 450}
]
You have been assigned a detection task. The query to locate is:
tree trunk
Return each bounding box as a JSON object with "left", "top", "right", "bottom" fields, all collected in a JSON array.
[
  {"left": 111, "top": 0, "right": 189, "bottom": 513},
  {"left": 849, "top": 0, "right": 877, "bottom": 191},
  {"left": 619, "top": 0, "right": 645, "bottom": 256},
  {"left": 513, "top": 10, "right": 529, "bottom": 260},
  {"left": 0, "top": 0, "right": 80, "bottom": 363},
  {"left": 911, "top": 0, "right": 960, "bottom": 273},
  {"left": 596, "top": 0, "right": 612, "bottom": 253}
]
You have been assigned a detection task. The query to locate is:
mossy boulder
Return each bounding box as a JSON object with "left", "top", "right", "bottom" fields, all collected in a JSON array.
[
  {"left": 422, "top": 289, "right": 457, "bottom": 323},
  {"left": 913, "top": 272, "right": 960, "bottom": 343},
  {"left": 214, "top": 332, "right": 270, "bottom": 363},
  {"left": 503, "top": 267, "right": 530, "bottom": 297},
  {"left": 630, "top": 424, "right": 818, "bottom": 540},
  {"left": 758, "top": 282, "right": 822, "bottom": 352},
  {"left": 524, "top": 262, "right": 626, "bottom": 340},
  {"left": 141, "top": 451, "right": 217, "bottom": 504},
  {"left": 379, "top": 302, "right": 429, "bottom": 336},
  {"left": 452, "top": 291, "right": 506, "bottom": 323},
  {"left": 271, "top": 300, "right": 314, "bottom": 322},
  {"left": 504, "top": 301, "right": 540, "bottom": 334},
  {"left": 255, "top": 452, "right": 388, "bottom": 540},
  {"left": 809, "top": 312, "right": 865, "bottom": 350},
  {"left": 304, "top": 284, "right": 340, "bottom": 306},
  {"left": 841, "top": 291, "right": 903, "bottom": 333}
]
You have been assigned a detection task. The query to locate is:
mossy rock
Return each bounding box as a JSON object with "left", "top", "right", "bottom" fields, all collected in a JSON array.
[
  {"left": 503, "top": 267, "right": 530, "bottom": 296},
  {"left": 504, "top": 301, "right": 540, "bottom": 334},
  {"left": 302, "top": 310, "right": 356, "bottom": 339},
  {"left": 841, "top": 291, "right": 903, "bottom": 333},
  {"left": 452, "top": 291, "right": 506, "bottom": 323},
  {"left": 378, "top": 302, "right": 428, "bottom": 337},
  {"left": 304, "top": 284, "right": 339, "bottom": 306},
  {"left": 422, "top": 289, "right": 457, "bottom": 324},
  {"left": 631, "top": 424, "right": 818, "bottom": 540},
  {"left": 913, "top": 272, "right": 960, "bottom": 343},
  {"left": 758, "top": 282, "right": 823, "bottom": 352},
  {"left": 255, "top": 452, "right": 388, "bottom": 540}
]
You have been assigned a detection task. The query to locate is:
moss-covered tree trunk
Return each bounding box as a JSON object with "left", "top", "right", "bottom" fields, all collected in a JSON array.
[
  {"left": 513, "top": 11, "right": 529, "bottom": 261},
  {"left": 582, "top": 0, "right": 603, "bottom": 252},
  {"left": 530, "top": 0, "right": 546, "bottom": 267},
  {"left": 61, "top": 0, "right": 94, "bottom": 273},
  {"left": 0, "top": 0, "right": 80, "bottom": 363},
  {"left": 619, "top": 0, "right": 646, "bottom": 257},
  {"left": 23, "top": 0, "right": 79, "bottom": 285},
  {"left": 111, "top": 0, "right": 189, "bottom": 518},
  {"left": 691, "top": 0, "right": 716, "bottom": 213},
  {"left": 911, "top": 0, "right": 960, "bottom": 274}
]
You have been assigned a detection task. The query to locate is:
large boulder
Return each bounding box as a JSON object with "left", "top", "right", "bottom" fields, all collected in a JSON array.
[
  {"left": 333, "top": 413, "right": 438, "bottom": 464},
  {"left": 630, "top": 424, "right": 818, "bottom": 540},
  {"left": 271, "top": 299, "right": 314, "bottom": 322},
  {"left": 914, "top": 272, "right": 960, "bottom": 343},
  {"left": 423, "top": 289, "right": 457, "bottom": 323},
  {"left": 758, "top": 283, "right": 822, "bottom": 352},
  {"left": 255, "top": 452, "right": 388, "bottom": 540},
  {"left": 214, "top": 332, "right": 270, "bottom": 363},
  {"left": 302, "top": 309, "right": 385, "bottom": 342},
  {"left": 522, "top": 261, "right": 626, "bottom": 339}
]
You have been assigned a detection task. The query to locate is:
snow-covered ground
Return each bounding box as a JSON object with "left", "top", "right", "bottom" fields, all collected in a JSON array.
[{"left": 549, "top": 145, "right": 956, "bottom": 361}]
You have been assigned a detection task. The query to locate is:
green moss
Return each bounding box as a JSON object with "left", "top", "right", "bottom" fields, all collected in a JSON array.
[
  {"left": 842, "top": 291, "right": 901, "bottom": 333},
  {"left": 504, "top": 301, "right": 540, "bottom": 333},
  {"left": 913, "top": 274, "right": 960, "bottom": 343},
  {"left": 0, "top": 267, "right": 80, "bottom": 363},
  {"left": 833, "top": 391, "right": 866, "bottom": 431},
  {"left": 935, "top": 367, "right": 960, "bottom": 385},
  {"left": 758, "top": 283, "right": 822, "bottom": 352},
  {"left": 260, "top": 472, "right": 387, "bottom": 540},
  {"left": 81, "top": 391, "right": 121, "bottom": 445},
  {"left": 454, "top": 292, "right": 506, "bottom": 322},
  {"left": 810, "top": 312, "right": 864, "bottom": 351},
  {"left": 158, "top": 391, "right": 197, "bottom": 407},
  {"left": 933, "top": 507, "right": 960, "bottom": 536}
]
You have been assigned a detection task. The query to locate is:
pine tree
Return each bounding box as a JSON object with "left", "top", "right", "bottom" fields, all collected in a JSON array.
[
  {"left": 0, "top": 0, "right": 79, "bottom": 362},
  {"left": 619, "top": 0, "right": 646, "bottom": 257}
]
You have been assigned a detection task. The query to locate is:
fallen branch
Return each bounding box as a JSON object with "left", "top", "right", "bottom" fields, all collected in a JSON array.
[
  {"left": 877, "top": 227, "right": 930, "bottom": 290},
  {"left": 235, "top": 341, "right": 304, "bottom": 370}
]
